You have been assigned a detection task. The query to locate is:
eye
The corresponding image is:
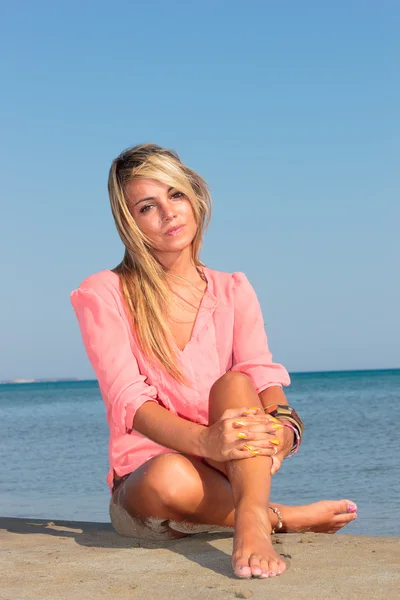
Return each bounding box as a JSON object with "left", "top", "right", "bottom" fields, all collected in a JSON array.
[
  {"left": 139, "top": 204, "right": 154, "bottom": 214},
  {"left": 171, "top": 192, "right": 184, "bottom": 199}
]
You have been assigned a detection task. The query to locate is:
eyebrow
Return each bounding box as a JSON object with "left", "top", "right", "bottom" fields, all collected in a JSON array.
[{"left": 134, "top": 187, "right": 174, "bottom": 207}]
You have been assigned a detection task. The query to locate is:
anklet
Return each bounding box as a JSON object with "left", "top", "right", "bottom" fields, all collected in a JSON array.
[{"left": 269, "top": 506, "right": 283, "bottom": 534}]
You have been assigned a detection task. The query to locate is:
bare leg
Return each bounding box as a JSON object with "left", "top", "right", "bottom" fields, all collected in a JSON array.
[
  {"left": 206, "top": 372, "right": 284, "bottom": 577},
  {"left": 115, "top": 373, "right": 358, "bottom": 578},
  {"left": 115, "top": 454, "right": 357, "bottom": 535}
]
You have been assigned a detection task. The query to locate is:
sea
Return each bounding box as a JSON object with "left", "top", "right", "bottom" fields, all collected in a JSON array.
[{"left": 1, "top": 370, "right": 399, "bottom": 536}]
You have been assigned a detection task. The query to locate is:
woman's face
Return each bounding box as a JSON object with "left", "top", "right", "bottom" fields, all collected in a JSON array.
[{"left": 125, "top": 178, "right": 198, "bottom": 254}]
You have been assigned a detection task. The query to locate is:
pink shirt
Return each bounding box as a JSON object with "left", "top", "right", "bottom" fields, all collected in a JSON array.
[{"left": 70, "top": 267, "right": 290, "bottom": 490}]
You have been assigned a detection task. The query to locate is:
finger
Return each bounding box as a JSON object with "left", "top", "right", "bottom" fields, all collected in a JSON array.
[
  {"left": 222, "top": 406, "right": 263, "bottom": 420},
  {"left": 229, "top": 432, "right": 279, "bottom": 446},
  {"left": 228, "top": 447, "right": 271, "bottom": 460},
  {"left": 233, "top": 431, "right": 283, "bottom": 442},
  {"left": 233, "top": 441, "right": 281, "bottom": 454},
  {"left": 271, "top": 456, "right": 282, "bottom": 475},
  {"left": 237, "top": 423, "right": 284, "bottom": 434},
  {"left": 231, "top": 418, "right": 283, "bottom": 431}
]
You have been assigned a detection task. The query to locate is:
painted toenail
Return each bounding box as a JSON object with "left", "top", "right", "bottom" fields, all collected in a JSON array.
[{"left": 348, "top": 504, "right": 357, "bottom": 512}]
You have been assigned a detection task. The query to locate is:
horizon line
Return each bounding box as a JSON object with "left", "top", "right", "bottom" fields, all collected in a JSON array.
[{"left": 1, "top": 366, "right": 399, "bottom": 385}]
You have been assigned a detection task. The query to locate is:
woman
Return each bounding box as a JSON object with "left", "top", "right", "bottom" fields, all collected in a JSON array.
[{"left": 70, "top": 143, "right": 357, "bottom": 579}]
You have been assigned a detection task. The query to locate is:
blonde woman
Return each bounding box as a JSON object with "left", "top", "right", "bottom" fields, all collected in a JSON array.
[{"left": 70, "top": 144, "right": 358, "bottom": 579}]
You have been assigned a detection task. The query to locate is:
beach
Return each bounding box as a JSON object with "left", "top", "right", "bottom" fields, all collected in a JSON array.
[{"left": 1, "top": 517, "right": 399, "bottom": 600}]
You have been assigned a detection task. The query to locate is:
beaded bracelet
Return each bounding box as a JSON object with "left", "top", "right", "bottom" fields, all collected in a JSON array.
[
  {"left": 282, "top": 422, "right": 300, "bottom": 459},
  {"left": 269, "top": 506, "right": 283, "bottom": 534}
]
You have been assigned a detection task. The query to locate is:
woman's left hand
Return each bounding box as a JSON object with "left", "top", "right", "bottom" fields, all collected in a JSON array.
[{"left": 270, "top": 421, "right": 295, "bottom": 475}]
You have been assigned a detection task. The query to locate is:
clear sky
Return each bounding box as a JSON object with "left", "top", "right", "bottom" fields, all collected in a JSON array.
[{"left": 1, "top": 1, "right": 399, "bottom": 380}]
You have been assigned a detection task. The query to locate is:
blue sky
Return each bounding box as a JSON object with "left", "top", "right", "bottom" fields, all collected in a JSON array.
[{"left": 1, "top": 1, "right": 399, "bottom": 379}]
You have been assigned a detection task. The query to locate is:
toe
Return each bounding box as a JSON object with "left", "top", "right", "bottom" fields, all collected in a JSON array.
[
  {"left": 249, "top": 554, "right": 263, "bottom": 577},
  {"left": 268, "top": 558, "right": 281, "bottom": 577},
  {"left": 232, "top": 554, "right": 252, "bottom": 579},
  {"left": 234, "top": 564, "right": 252, "bottom": 579},
  {"left": 333, "top": 511, "right": 358, "bottom": 530},
  {"left": 259, "top": 558, "right": 270, "bottom": 578},
  {"left": 337, "top": 499, "right": 358, "bottom": 514},
  {"left": 276, "top": 556, "right": 287, "bottom": 575}
]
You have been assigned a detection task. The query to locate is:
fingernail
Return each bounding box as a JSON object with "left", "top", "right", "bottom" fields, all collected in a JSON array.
[
  {"left": 272, "top": 424, "right": 283, "bottom": 430},
  {"left": 270, "top": 439, "right": 280, "bottom": 445},
  {"left": 250, "top": 451, "right": 260, "bottom": 456},
  {"left": 237, "top": 432, "right": 248, "bottom": 439},
  {"left": 348, "top": 504, "right": 357, "bottom": 512},
  {"left": 233, "top": 420, "right": 247, "bottom": 427},
  {"left": 250, "top": 406, "right": 261, "bottom": 411},
  {"left": 243, "top": 444, "right": 255, "bottom": 451}
]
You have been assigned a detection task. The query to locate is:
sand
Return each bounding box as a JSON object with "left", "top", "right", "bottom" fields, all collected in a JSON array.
[{"left": 1, "top": 517, "right": 399, "bottom": 600}]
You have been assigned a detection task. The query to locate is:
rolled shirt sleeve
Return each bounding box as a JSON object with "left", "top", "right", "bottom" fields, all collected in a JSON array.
[
  {"left": 70, "top": 283, "right": 159, "bottom": 435},
  {"left": 231, "top": 272, "right": 290, "bottom": 392}
]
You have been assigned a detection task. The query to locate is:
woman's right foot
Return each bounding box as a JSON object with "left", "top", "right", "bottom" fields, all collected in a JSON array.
[
  {"left": 232, "top": 503, "right": 287, "bottom": 579},
  {"left": 276, "top": 499, "right": 358, "bottom": 533}
]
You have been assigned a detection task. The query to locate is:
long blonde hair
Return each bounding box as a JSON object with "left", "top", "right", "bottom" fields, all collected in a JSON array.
[{"left": 108, "top": 143, "right": 212, "bottom": 384}]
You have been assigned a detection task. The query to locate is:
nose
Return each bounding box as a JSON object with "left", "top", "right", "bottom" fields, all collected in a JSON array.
[{"left": 161, "top": 200, "right": 177, "bottom": 222}]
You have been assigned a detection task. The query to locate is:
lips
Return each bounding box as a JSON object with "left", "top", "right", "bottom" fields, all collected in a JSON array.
[{"left": 166, "top": 225, "right": 185, "bottom": 236}]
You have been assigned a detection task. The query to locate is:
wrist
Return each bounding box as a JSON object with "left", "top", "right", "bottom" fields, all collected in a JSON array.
[
  {"left": 194, "top": 425, "right": 209, "bottom": 458},
  {"left": 280, "top": 420, "right": 295, "bottom": 454}
]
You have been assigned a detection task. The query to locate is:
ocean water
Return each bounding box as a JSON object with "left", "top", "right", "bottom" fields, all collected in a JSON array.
[{"left": 1, "top": 370, "right": 399, "bottom": 536}]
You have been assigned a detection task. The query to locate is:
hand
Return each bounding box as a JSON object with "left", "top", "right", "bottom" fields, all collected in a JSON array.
[
  {"left": 270, "top": 420, "right": 295, "bottom": 475},
  {"left": 199, "top": 407, "right": 283, "bottom": 463}
]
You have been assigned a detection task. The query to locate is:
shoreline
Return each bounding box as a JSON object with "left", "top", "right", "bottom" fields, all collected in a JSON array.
[{"left": 2, "top": 517, "right": 399, "bottom": 599}]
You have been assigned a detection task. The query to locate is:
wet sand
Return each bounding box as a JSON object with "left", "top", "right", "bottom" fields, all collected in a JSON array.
[{"left": 1, "top": 517, "right": 399, "bottom": 600}]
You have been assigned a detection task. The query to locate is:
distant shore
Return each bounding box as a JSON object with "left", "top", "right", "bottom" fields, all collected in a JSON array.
[{"left": 1, "top": 516, "right": 399, "bottom": 599}]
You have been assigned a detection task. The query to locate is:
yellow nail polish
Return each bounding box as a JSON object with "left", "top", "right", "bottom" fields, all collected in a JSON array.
[
  {"left": 250, "top": 406, "right": 261, "bottom": 411},
  {"left": 270, "top": 439, "right": 280, "bottom": 445},
  {"left": 272, "top": 424, "right": 283, "bottom": 429},
  {"left": 234, "top": 420, "right": 247, "bottom": 427},
  {"left": 237, "top": 432, "right": 248, "bottom": 439},
  {"left": 243, "top": 444, "right": 256, "bottom": 451},
  {"left": 250, "top": 451, "right": 260, "bottom": 456}
]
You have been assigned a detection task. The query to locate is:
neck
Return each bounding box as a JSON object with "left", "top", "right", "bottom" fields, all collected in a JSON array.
[{"left": 155, "top": 247, "right": 199, "bottom": 281}]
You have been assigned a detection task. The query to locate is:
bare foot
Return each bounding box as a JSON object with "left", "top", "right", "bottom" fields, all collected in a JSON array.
[
  {"left": 276, "top": 499, "right": 358, "bottom": 533},
  {"left": 232, "top": 503, "right": 286, "bottom": 579}
]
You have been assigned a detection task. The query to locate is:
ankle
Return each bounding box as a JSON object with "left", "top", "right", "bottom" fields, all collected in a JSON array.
[{"left": 235, "top": 500, "right": 270, "bottom": 523}]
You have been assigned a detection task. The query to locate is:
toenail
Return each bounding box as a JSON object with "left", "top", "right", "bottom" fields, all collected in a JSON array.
[
  {"left": 347, "top": 504, "right": 357, "bottom": 512},
  {"left": 269, "top": 571, "right": 276, "bottom": 577}
]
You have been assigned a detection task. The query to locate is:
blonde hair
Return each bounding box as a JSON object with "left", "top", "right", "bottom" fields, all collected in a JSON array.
[{"left": 108, "top": 143, "right": 212, "bottom": 384}]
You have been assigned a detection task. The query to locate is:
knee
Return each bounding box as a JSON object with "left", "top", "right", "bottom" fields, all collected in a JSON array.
[
  {"left": 210, "top": 371, "right": 253, "bottom": 395},
  {"left": 143, "top": 455, "right": 202, "bottom": 512}
]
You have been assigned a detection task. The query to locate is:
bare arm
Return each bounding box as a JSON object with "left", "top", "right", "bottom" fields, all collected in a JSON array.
[
  {"left": 133, "top": 400, "right": 205, "bottom": 457},
  {"left": 134, "top": 396, "right": 282, "bottom": 463}
]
